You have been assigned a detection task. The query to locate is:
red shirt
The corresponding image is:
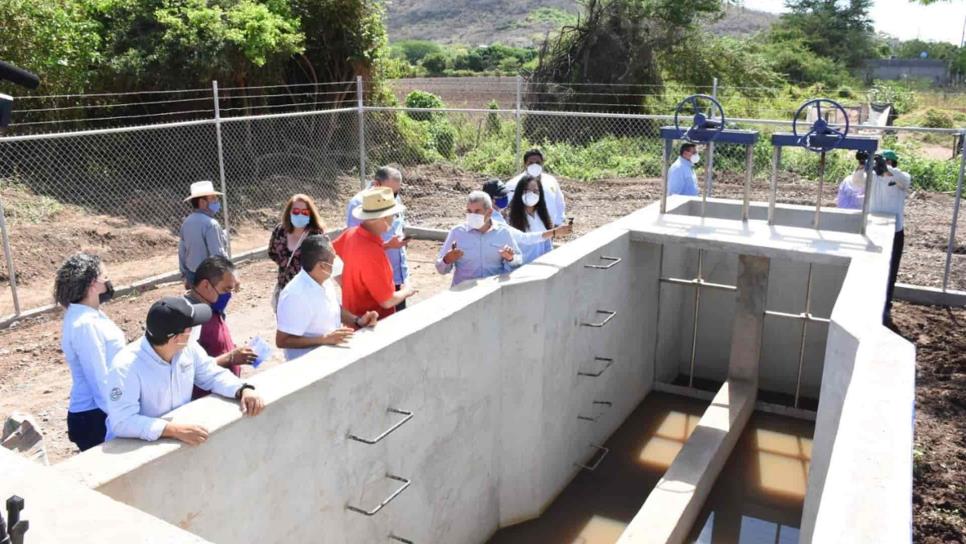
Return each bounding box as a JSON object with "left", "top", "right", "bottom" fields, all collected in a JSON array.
[{"left": 333, "top": 226, "right": 396, "bottom": 319}]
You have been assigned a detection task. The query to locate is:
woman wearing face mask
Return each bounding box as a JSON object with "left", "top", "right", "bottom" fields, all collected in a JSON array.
[
  {"left": 507, "top": 176, "right": 554, "bottom": 263},
  {"left": 268, "top": 194, "right": 327, "bottom": 310},
  {"left": 54, "top": 253, "right": 127, "bottom": 452}
]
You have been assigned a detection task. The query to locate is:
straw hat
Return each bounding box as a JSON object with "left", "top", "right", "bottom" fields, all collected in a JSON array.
[
  {"left": 351, "top": 187, "right": 406, "bottom": 220},
  {"left": 184, "top": 180, "right": 223, "bottom": 202}
]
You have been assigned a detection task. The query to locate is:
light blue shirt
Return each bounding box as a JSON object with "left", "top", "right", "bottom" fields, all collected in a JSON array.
[
  {"left": 61, "top": 304, "right": 127, "bottom": 413},
  {"left": 106, "top": 337, "right": 243, "bottom": 441},
  {"left": 178, "top": 209, "right": 227, "bottom": 277},
  {"left": 435, "top": 222, "right": 523, "bottom": 286},
  {"left": 346, "top": 190, "right": 409, "bottom": 285},
  {"left": 667, "top": 157, "right": 700, "bottom": 196}
]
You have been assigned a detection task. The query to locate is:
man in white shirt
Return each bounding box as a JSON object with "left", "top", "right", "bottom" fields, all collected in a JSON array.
[
  {"left": 106, "top": 296, "right": 264, "bottom": 446},
  {"left": 275, "top": 235, "right": 378, "bottom": 360},
  {"left": 865, "top": 150, "right": 912, "bottom": 325},
  {"left": 506, "top": 149, "right": 567, "bottom": 226}
]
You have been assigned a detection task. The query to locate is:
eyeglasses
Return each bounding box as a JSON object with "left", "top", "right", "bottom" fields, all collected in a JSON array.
[{"left": 291, "top": 208, "right": 311, "bottom": 216}]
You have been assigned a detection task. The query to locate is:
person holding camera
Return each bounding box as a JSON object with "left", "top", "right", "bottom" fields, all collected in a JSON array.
[
  {"left": 836, "top": 151, "right": 868, "bottom": 210},
  {"left": 866, "top": 150, "right": 912, "bottom": 326}
]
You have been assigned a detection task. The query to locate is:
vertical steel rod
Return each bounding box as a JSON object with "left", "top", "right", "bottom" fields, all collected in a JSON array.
[
  {"left": 212, "top": 80, "right": 232, "bottom": 257},
  {"left": 814, "top": 151, "right": 826, "bottom": 229},
  {"left": 514, "top": 75, "right": 522, "bottom": 160},
  {"left": 651, "top": 244, "right": 665, "bottom": 387},
  {"left": 688, "top": 249, "right": 704, "bottom": 388},
  {"left": 859, "top": 151, "right": 875, "bottom": 235},
  {"left": 793, "top": 263, "right": 814, "bottom": 408},
  {"left": 702, "top": 142, "right": 714, "bottom": 218},
  {"left": 356, "top": 76, "right": 367, "bottom": 189},
  {"left": 768, "top": 146, "right": 781, "bottom": 225},
  {"left": 742, "top": 144, "right": 754, "bottom": 221},
  {"left": 942, "top": 132, "right": 966, "bottom": 291},
  {"left": 0, "top": 198, "right": 21, "bottom": 316},
  {"left": 660, "top": 139, "right": 671, "bottom": 214}
]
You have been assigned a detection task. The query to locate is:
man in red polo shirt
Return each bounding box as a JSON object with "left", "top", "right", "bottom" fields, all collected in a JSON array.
[{"left": 334, "top": 187, "right": 417, "bottom": 319}]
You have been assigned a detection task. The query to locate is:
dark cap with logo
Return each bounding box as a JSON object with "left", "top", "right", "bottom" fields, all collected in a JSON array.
[
  {"left": 145, "top": 296, "right": 212, "bottom": 341},
  {"left": 482, "top": 178, "right": 508, "bottom": 199}
]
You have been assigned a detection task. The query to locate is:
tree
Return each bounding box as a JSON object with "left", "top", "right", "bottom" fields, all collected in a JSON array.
[
  {"left": 530, "top": 0, "right": 723, "bottom": 112},
  {"left": 420, "top": 52, "right": 448, "bottom": 75},
  {"left": 93, "top": 0, "right": 304, "bottom": 89},
  {"left": 772, "top": 0, "right": 881, "bottom": 70},
  {"left": 0, "top": 0, "right": 101, "bottom": 94}
]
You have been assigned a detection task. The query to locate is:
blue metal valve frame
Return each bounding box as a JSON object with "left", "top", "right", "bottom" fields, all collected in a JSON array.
[
  {"left": 662, "top": 94, "right": 759, "bottom": 145},
  {"left": 771, "top": 97, "right": 877, "bottom": 152}
]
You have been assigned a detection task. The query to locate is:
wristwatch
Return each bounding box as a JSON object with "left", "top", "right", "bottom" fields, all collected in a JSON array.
[{"left": 235, "top": 383, "right": 256, "bottom": 400}]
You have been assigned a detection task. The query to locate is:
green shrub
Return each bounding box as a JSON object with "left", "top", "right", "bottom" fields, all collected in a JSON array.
[
  {"left": 486, "top": 100, "right": 501, "bottom": 135},
  {"left": 921, "top": 108, "right": 954, "bottom": 129},
  {"left": 404, "top": 90, "right": 444, "bottom": 121},
  {"left": 420, "top": 52, "right": 448, "bottom": 75}
]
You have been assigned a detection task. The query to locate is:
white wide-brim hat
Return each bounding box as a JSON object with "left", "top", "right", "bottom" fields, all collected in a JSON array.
[
  {"left": 351, "top": 186, "right": 406, "bottom": 220},
  {"left": 184, "top": 180, "right": 224, "bottom": 202}
]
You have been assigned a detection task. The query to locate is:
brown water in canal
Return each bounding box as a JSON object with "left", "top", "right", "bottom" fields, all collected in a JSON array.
[{"left": 486, "top": 394, "right": 814, "bottom": 544}]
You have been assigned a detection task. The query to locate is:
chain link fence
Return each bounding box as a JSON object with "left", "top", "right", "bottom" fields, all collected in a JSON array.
[{"left": 0, "top": 78, "right": 963, "bottom": 321}]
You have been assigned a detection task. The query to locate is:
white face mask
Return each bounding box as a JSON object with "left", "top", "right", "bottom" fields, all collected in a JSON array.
[
  {"left": 689, "top": 153, "right": 701, "bottom": 165},
  {"left": 526, "top": 163, "right": 543, "bottom": 177},
  {"left": 522, "top": 192, "right": 540, "bottom": 207},
  {"left": 466, "top": 212, "right": 486, "bottom": 230}
]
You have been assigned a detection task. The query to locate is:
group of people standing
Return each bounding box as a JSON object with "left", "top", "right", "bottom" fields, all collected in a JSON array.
[{"left": 54, "top": 148, "right": 572, "bottom": 453}]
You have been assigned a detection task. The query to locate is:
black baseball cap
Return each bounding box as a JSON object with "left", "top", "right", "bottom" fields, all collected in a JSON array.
[
  {"left": 482, "top": 178, "right": 508, "bottom": 199},
  {"left": 145, "top": 296, "right": 212, "bottom": 341}
]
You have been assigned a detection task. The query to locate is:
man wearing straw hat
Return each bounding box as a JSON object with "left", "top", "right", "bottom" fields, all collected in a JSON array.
[
  {"left": 333, "top": 187, "right": 417, "bottom": 320},
  {"left": 178, "top": 181, "right": 228, "bottom": 288}
]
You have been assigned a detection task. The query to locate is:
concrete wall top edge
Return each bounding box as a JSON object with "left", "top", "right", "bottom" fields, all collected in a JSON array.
[{"left": 58, "top": 225, "right": 634, "bottom": 491}]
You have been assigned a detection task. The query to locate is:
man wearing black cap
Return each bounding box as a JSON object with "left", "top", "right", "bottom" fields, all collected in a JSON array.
[{"left": 105, "top": 296, "right": 264, "bottom": 445}]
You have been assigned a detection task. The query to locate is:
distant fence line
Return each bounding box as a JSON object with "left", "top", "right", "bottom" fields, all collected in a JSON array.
[{"left": 0, "top": 77, "right": 963, "bottom": 323}]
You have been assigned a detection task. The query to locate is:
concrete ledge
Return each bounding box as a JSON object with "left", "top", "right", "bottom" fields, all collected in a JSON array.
[
  {"left": 0, "top": 449, "right": 207, "bottom": 543},
  {"left": 894, "top": 283, "right": 966, "bottom": 307},
  {"left": 617, "top": 380, "right": 757, "bottom": 544}
]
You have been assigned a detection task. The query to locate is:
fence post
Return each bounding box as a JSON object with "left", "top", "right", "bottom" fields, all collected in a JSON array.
[
  {"left": 357, "top": 76, "right": 367, "bottom": 189},
  {"left": 705, "top": 77, "right": 718, "bottom": 199},
  {"left": 0, "top": 198, "right": 20, "bottom": 317},
  {"left": 212, "top": 80, "right": 232, "bottom": 258},
  {"left": 942, "top": 131, "right": 966, "bottom": 292},
  {"left": 515, "top": 75, "right": 522, "bottom": 160}
]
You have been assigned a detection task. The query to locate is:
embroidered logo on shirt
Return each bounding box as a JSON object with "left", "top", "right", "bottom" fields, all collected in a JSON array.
[
  {"left": 110, "top": 387, "right": 122, "bottom": 401},
  {"left": 179, "top": 361, "right": 191, "bottom": 372}
]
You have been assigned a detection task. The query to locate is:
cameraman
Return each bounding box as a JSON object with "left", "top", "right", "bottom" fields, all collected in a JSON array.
[
  {"left": 836, "top": 151, "right": 868, "bottom": 210},
  {"left": 867, "top": 150, "right": 911, "bottom": 326}
]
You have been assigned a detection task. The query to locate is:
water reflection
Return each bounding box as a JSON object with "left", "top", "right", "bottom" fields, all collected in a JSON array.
[
  {"left": 687, "top": 413, "right": 814, "bottom": 544},
  {"left": 487, "top": 393, "right": 707, "bottom": 544}
]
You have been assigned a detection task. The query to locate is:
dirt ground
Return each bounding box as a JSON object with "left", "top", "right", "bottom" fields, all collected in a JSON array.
[
  {"left": 0, "top": 164, "right": 963, "bottom": 540},
  {"left": 1, "top": 163, "right": 961, "bottom": 318}
]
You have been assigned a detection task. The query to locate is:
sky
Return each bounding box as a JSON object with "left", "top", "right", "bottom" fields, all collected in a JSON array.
[{"left": 741, "top": 0, "right": 966, "bottom": 45}]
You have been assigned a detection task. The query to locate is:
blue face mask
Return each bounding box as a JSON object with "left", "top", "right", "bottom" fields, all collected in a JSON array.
[
  {"left": 209, "top": 201, "right": 222, "bottom": 214},
  {"left": 495, "top": 196, "right": 509, "bottom": 210},
  {"left": 210, "top": 291, "right": 231, "bottom": 314},
  {"left": 291, "top": 213, "right": 311, "bottom": 228}
]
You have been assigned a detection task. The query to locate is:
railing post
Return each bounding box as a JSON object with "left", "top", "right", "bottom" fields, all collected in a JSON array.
[
  {"left": 212, "top": 80, "right": 232, "bottom": 257},
  {"left": 942, "top": 130, "right": 966, "bottom": 291},
  {"left": 0, "top": 197, "right": 21, "bottom": 317},
  {"left": 357, "top": 76, "right": 367, "bottom": 189},
  {"left": 515, "top": 75, "right": 522, "bottom": 160}
]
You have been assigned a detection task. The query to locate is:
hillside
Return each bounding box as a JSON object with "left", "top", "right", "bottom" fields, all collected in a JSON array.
[{"left": 385, "top": 1, "right": 778, "bottom": 47}]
